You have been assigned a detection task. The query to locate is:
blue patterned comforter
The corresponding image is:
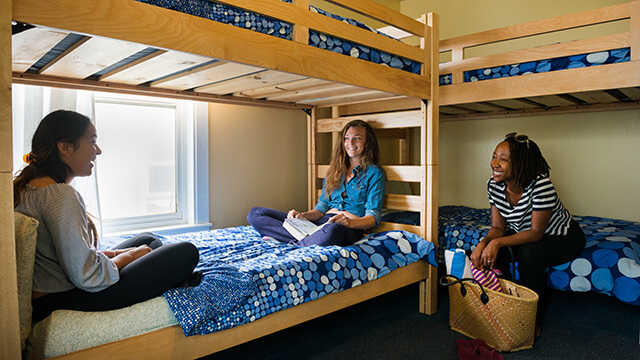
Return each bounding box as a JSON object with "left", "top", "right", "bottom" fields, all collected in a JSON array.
[
  {"left": 439, "top": 48, "right": 630, "bottom": 86},
  {"left": 103, "top": 226, "right": 436, "bottom": 336},
  {"left": 383, "top": 206, "right": 640, "bottom": 306},
  {"left": 134, "top": 0, "right": 420, "bottom": 74}
]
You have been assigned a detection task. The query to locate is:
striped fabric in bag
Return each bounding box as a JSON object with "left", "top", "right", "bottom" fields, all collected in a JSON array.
[{"left": 470, "top": 262, "right": 503, "bottom": 293}]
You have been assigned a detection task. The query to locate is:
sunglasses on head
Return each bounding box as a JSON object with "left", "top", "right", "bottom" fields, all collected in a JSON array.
[{"left": 505, "top": 132, "right": 529, "bottom": 144}]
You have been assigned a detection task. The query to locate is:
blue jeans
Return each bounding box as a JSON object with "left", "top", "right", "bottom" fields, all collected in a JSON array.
[{"left": 247, "top": 207, "right": 364, "bottom": 247}]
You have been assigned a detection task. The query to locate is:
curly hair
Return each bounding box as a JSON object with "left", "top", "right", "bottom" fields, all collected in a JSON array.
[
  {"left": 323, "top": 120, "right": 380, "bottom": 196},
  {"left": 504, "top": 135, "right": 550, "bottom": 189}
]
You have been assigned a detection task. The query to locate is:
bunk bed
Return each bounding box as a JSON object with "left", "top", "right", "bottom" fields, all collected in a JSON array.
[
  {"left": 438, "top": 0, "right": 640, "bottom": 120},
  {"left": 375, "top": 0, "right": 640, "bottom": 344},
  {"left": 434, "top": 0, "right": 640, "bottom": 344},
  {"left": 1, "top": 0, "right": 440, "bottom": 358},
  {"left": 435, "top": 0, "right": 640, "bottom": 301}
]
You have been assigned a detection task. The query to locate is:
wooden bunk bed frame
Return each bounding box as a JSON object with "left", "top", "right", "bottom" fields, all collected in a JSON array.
[
  {"left": 436, "top": 0, "right": 640, "bottom": 343},
  {"left": 1, "top": 0, "right": 439, "bottom": 358},
  {"left": 438, "top": 0, "right": 640, "bottom": 120}
]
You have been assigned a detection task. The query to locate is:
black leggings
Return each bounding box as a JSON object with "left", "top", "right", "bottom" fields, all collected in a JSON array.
[
  {"left": 495, "top": 219, "right": 586, "bottom": 298},
  {"left": 32, "top": 233, "right": 199, "bottom": 321}
]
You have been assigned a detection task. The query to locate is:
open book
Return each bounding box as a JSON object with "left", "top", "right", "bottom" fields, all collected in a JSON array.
[{"left": 283, "top": 218, "right": 328, "bottom": 241}]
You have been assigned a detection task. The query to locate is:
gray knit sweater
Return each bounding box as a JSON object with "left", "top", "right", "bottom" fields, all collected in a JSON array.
[{"left": 15, "top": 184, "right": 119, "bottom": 293}]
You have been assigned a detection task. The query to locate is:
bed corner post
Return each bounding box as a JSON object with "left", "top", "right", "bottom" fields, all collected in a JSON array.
[
  {"left": 418, "top": 11, "right": 439, "bottom": 316},
  {"left": 307, "top": 106, "right": 318, "bottom": 210},
  {"left": 631, "top": 0, "right": 640, "bottom": 61},
  {"left": 1, "top": 0, "right": 22, "bottom": 358}
]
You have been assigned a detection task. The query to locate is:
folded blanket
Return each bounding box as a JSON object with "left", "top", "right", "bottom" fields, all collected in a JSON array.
[{"left": 163, "top": 265, "right": 256, "bottom": 336}]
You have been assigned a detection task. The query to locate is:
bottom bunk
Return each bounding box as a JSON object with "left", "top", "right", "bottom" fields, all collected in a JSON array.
[
  {"left": 23, "top": 225, "right": 437, "bottom": 359},
  {"left": 383, "top": 206, "right": 640, "bottom": 307}
]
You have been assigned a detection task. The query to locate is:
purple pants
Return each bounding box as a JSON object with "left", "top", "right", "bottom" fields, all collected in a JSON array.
[{"left": 247, "top": 207, "right": 364, "bottom": 247}]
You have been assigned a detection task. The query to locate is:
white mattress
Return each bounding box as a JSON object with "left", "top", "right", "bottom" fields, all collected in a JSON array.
[{"left": 26, "top": 296, "right": 177, "bottom": 359}]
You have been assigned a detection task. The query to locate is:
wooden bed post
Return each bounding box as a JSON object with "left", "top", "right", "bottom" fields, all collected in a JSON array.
[
  {"left": 419, "top": 12, "right": 439, "bottom": 316},
  {"left": 292, "top": 0, "right": 309, "bottom": 45},
  {"left": 1, "top": 0, "right": 22, "bottom": 357},
  {"left": 632, "top": 0, "right": 640, "bottom": 60},
  {"left": 308, "top": 107, "right": 318, "bottom": 209}
]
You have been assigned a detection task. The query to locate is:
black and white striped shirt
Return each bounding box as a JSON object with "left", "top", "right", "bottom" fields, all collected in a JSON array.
[{"left": 487, "top": 175, "right": 572, "bottom": 236}]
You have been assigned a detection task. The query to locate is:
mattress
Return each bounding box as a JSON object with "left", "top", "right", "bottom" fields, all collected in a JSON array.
[
  {"left": 26, "top": 296, "right": 177, "bottom": 359},
  {"left": 135, "top": 0, "right": 421, "bottom": 74},
  {"left": 382, "top": 206, "right": 640, "bottom": 306},
  {"left": 439, "top": 48, "right": 631, "bottom": 86},
  {"left": 27, "top": 225, "right": 437, "bottom": 358}
]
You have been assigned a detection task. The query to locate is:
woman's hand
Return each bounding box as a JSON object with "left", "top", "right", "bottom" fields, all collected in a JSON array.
[
  {"left": 104, "top": 247, "right": 134, "bottom": 258},
  {"left": 481, "top": 240, "right": 500, "bottom": 269},
  {"left": 111, "top": 245, "right": 152, "bottom": 270},
  {"left": 287, "top": 209, "right": 300, "bottom": 219},
  {"left": 128, "top": 245, "right": 152, "bottom": 259},
  {"left": 292, "top": 209, "right": 325, "bottom": 222},
  {"left": 470, "top": 242, "right": 486, "bottom": 269},
  {"left": 328, "top": 213, "right": 350, "bottom": 227},
  {"left": 287, "top": 209, "right": 303, "bottom": 219},
  {"left": 470, "top": 240, "right": 500, "bottom": 269}
]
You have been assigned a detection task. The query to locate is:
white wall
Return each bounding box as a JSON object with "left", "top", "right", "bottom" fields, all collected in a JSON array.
[
  {"left": 208, "top": 103, "right": 308, "bottom": 228},
  {"left": 440, "top": 111, "right": 640, "bottom": 221},
  {"left": 400, "top": 0, "right": 630, "bottom": 39}
]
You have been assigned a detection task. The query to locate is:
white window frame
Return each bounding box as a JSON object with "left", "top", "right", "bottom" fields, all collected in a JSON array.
[
  {"left": 12, "top": 85, "right": 210, "bottom": 236},
  {"left": 93, "top": 93, "right": 210, "bottom": 236}
]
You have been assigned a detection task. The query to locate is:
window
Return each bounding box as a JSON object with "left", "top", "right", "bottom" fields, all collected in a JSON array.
[{"left": 12, "top": 85, "right": 210, "bottom": 236}]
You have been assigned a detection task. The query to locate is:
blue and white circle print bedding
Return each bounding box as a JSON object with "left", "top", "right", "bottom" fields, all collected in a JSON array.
[
  {"left": 103, "top": 226, "right": 436, "bottom": 336},
  {"left": 548, "top": 216, "right": 640, "bottom": 305},
  {"left": 405, "top": 206, "right": 640, "bottom": 306},
  {"left": 439, "top": 48, "right": 631, "bottom": 86},
  {"left": 134, "top": 0, "right": 422, "bottom": 74}
]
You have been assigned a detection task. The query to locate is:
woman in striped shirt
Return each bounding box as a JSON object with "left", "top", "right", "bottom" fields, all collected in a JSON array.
[{"left": 470, "top": 133, "right": 585, "bottom": 333}]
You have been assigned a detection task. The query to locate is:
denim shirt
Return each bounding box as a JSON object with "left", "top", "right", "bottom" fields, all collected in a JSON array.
[{"left": 314, "top": 164, "right": 386, "bottom": 226}]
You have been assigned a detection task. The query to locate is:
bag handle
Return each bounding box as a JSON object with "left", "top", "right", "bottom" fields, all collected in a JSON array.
[{"left": 439, "top": 274, "right": 490, "bottom": 305}]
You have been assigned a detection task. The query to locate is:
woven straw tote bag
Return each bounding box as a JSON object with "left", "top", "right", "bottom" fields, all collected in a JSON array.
[{"left": 440, "top": 275, "right": 539, "bottom": 352}]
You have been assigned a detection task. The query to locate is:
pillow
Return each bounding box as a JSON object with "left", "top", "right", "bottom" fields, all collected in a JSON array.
[{"left": 14, "top": 212, "right": 39, "bottom": 351}]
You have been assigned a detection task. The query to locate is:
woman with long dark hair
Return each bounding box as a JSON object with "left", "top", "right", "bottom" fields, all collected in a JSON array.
[
  {"left": 470, "top": 132, "right": 586, "bottom": 335},
  {"left": 247, "top": 119, "right": 385, "bottom": 247},
  {"left": 14, "top": 110, "right": 200, "bottom": 321}
]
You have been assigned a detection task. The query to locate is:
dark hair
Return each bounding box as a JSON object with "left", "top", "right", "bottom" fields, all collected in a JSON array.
[
  {"left": 504, "top": 136, "right": 550, "bottom": 189},
  {"left": 13, "top": 110, "right": 93, "bottom": 207},
  {"left": 324, "top": 120, "right": 380, "bottom": 196}
]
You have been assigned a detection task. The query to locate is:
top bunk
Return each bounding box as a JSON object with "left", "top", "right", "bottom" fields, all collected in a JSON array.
[
  {"left": 10, "top": 0, "right": 436, "bottom": 110},
  {"left": 438, "top": 0, "right": 640, "bottom": 120}
]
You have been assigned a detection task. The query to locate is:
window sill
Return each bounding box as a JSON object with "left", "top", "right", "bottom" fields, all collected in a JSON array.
[{"left": 105, "top": 223, "right": 213, "bottom": 237}]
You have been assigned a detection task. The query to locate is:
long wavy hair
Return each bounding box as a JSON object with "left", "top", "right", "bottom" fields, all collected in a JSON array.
[
  {"left": 504, "top": 136, "right": 550, "bottom": 190},
  {"left": 14, "top": 110, "right": 99, "bottom": 243},
  {"left": 323, "top": 120, "right": 380, "bottom": 196}
]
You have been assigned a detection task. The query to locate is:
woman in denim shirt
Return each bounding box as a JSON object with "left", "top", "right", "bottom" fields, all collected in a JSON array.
[{"left": 248, "top": 120, "right": 385, "bottom": 246}]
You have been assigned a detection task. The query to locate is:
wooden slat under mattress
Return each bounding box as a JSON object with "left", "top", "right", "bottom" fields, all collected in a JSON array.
[
  {"left": 39, "top": 36, "right": 148, "bottom": 79},
  {"left": 12, "top": 27, "right": 67, "bottom": 72},
  {"left": 195, "top": 70, "right": 306, "bottom": 96},
  {"left": 619, "top": 87, "right": 640, "bottom": 100},
  {"left": 149, "top": 61, "right": 263, "bottom": 90},
  {"left": 100, "top": 50, "right": 212, "bottom": 85}
]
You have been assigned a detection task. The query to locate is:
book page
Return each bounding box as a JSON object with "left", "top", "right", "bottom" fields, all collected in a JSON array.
[{"left": 284, "top": 218, "right": 320, "bottom": 235}]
